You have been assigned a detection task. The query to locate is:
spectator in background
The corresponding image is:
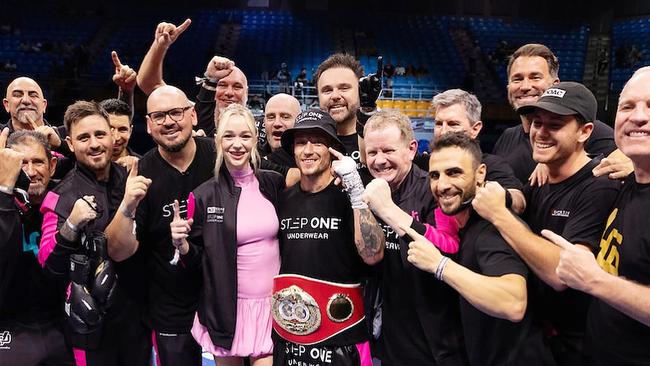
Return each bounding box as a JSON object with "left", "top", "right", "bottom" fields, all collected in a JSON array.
[
  {"left": 99, "top": 99, "right": 139, "bottom": 168},
  {"left": 276, "top": 62, "right": 291, "bottom": 94}
]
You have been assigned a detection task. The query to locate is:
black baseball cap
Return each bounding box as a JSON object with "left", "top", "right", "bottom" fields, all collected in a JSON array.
[
  {"left": 281, "top": 109, "right": 346, "bottom": 154},
  {"left": 517, "top": 81, "right": 597, "bottom": 122}
]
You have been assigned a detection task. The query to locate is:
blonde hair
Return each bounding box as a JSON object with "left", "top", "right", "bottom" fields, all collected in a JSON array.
[
  {"left": 364, "top": 110, "right": 415, "bottom": 146},
  {"left": 214, "top": 104, "right": 260, "bottom": 180}
]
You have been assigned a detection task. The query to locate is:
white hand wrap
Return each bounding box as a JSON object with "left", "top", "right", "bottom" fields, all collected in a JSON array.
[{"left": 333, "top": 156, "right": 367, "bottom": 209}]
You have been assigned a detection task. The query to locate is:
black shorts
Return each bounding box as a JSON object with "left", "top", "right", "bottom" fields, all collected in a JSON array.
[
  {"left": 152, "top": 330, "right": 201, "bottom": 366},
  {"left": 273, "top": 338, "right": 371, "bottom": 366},
  {"left": 0, "top": 320, "right": 74, "bottom": 366}
]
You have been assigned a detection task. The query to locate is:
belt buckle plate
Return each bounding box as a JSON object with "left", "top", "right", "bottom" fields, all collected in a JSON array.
[{"left": 272, "top": 285, "right": 321, "bottom": 335}]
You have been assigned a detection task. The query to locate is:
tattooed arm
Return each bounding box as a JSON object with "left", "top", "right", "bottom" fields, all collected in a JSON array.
[{"left": 353, "top": 208, "right": 385, "bottom": 265}]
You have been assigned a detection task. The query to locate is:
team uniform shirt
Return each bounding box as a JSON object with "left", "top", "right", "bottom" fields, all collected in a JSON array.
[
  {"left": 134, "top": 137, "right": 216, "bottom": 333},
  {"left": 492, "top": 121, "right": 616, "bottom": 184},
  {"left": 458, "top": 212, "right": 532, "bottom": 366},
  {"left": 585, "top": 174, "right": 650, "bottom": 365},
  {"left": 339, "top": 133, "right": 363, "bottom": 170},
  {"left": 523, "top": 157, "right": 621, "bottom": 348},
  {"left": 374, "top": 166, "right": 467, "bottom": 366},
  {"left": 413, "top": 152, "right": 523, "bottom": 192},
  {"left": 277, "top": 180, "right": 369, "bottom": 346}
]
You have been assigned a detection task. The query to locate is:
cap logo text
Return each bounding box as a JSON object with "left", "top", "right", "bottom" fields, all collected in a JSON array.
[{"left": 542, "top": 88, "right": 566, "bottom": 98}]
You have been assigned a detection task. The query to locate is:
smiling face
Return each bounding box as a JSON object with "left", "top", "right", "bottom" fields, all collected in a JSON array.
[
  {"left": 146, "top": 87, "right": 196, "bottom": 153},
  {"left": 220, "top": 115, "right": 255, "bottom": 172},
  {"left": 215, "top": 67, "right": 248, "bottom": 112},
  {"left": 429, "top": 146, "right": 484, "bottom": 215},
  {"left": 3, "top": 77, "right": 47, "bottom": 128},
  {"left": 108, "top": 113, "right": 132, "bottom": 159},
  {"left": 528, "top": 109, "right": 593, "bottom": 168},
  {"left": 615, "top": 70, "right": 650, "bottom": 165},
  {"left": 264, "top": 94, "right": 301, "bottom": 150},
  {"left": 293, "top": 130, "right": 333, "bottom": 180},
  {"left": 317, "top": 67, "right": 360, "bottom": 126},
  {"left": 364, "top": 125, "right": 417, "bottom": 190},
  {"left": 507, "top": 56, "right": 558, "bottom": 110},
  {"left": 11, "top": 140, "right": 56, "bottom": 200},
  {"left": 66, "top": 115, "right": 113, "bottom": 180}
]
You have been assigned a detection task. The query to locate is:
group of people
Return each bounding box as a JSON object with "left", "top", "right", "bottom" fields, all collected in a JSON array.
[{"left": 0, "top": 17, "right": 648, "bottom": 366}]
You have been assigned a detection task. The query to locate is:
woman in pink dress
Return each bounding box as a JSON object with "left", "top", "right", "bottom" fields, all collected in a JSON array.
[{"left": 171, "top": 104, "right": 284, "bottom": 366}]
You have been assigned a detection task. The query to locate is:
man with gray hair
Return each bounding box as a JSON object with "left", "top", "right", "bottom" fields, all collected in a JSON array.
[{"left": 415, "top": 88, "right": 526, "bottom": 213}]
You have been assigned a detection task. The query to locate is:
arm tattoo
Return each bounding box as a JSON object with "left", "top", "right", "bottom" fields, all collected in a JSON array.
[{"left": 357, "top": 208, "right": 385, "bottom": 260}]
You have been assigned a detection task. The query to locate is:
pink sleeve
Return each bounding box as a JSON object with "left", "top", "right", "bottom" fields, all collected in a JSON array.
[
  {"left": 38, "top": 192, "right": 61, "bottom": 267},
  {"left": 422, "top": 208, "right": 460, "bottom": 254}
]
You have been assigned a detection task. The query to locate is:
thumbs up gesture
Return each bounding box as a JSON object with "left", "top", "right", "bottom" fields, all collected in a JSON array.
[
  {"left": 170, "top": 199, "right": 192, "bottom": 255},
  {"left": 122, "top": 160, "right": 152, "bottom": 217}
]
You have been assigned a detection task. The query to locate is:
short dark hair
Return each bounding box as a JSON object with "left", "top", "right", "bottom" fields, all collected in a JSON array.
[
  {"left": 314, "top": 53, "right": 364, "bottom": 88},
  {"left": 507, "top": 43, "right": 559, "bottom": 80},
  {"left": 63, "top": 100, "right": 110, "bottom": 133},
  {"left": 99, "top": 98, "right": 132, "bottom": 120},
  {"left": 431, "top": 132, "right": 482, "bottom": 169},
  {"left": 7, "top": 130, "right": 52, "bottom": 161}
]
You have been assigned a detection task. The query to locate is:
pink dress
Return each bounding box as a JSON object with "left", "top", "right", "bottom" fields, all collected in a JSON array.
[{"left": 192, "top": 167, "right": 280, "bottom": 357}]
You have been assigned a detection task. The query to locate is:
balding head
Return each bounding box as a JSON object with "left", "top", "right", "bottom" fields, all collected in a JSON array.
[
  {"left": 214, "top": 66, "right": 249, "bottom": 121},
  {"left": 146, "top": 85, "right": 197, "bottom": 153},
  {"left": 615, "top": 67, "right": 650, "bottom": 172},
  {"left": 3, "top": 77, "right": 47, "bottom": 128},
  {"left": 264, "top": 93, "right": 302, "bottom": 150},
  {"left": 147, "top": 85, "right": 191, "bottom": 112}
]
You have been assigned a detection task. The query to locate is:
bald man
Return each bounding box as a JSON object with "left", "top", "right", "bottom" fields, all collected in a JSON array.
[
  {"left": 2, "top": 77, "right": 63, "bottom": 149},
  {"left": 261, "top": 93, "right": 301, "bottom": 154},
  {"left": 136, "top": 19, "right": 249, "bottom": 137},
  {"left": 107, "top": 85, "right": 213, "bottom": 365}
]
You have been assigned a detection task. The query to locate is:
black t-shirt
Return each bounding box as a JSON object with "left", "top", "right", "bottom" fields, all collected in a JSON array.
[
  {"left": 277, "top": 180, "right": 369, "bottom": 346},
  {"left": 459, "top": 212, "right": 531, "bottom": 366},
  {"left": 492, "top": 121, "right": 616, "bottom": 184},
  {"left": 586, "top": 175, "right": 650, "bottom": 365},
  {"left": 339, "top": 133, "right": 363, "bottom": 170},
  {"left": 523, "top": 157, "right": 621, "bottom": 335},
  {"left": 134, "top": 137, "right": 216, "bottom": 333},
  {"left": 413, "top": 152, "right": 523, "bottom": 191}
]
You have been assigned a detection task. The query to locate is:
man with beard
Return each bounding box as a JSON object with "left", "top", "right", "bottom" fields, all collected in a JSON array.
[
  {"left": 413, "top": 88, "right": 526, "bottom": 213},
  {"left": 99, "top": 99, "right": 140, "bottom": 168},
  {"left": 360, "top": 110, "right": 467, "bottom": 366},
  {"left": 405, "top": 132, "right": 540, "bottom": 366},
  {"left": 136, "top": 19, "right": 248, "bottom": 137},
  {"left": 2, "top": 77, "right": 64, "bottom": 151},
  {"left": 315, "top": 53, "right": 380, "bottom": 170},
  {"left": 0, "top": 130, "right": 75, "bottom": 365},
  {"left": 544, "top": 67, "right": 650, "bottom": 365},
  {"left": 272, "top": 109, "right": 385, "bottom": 366},
  {"left": 472, "top": 82, "right": 622, "bottom": 365},
  {"left": 39, "top": 101, "right": 151, "bottom": 365},
  {"left": 106, "top": 85, "right": 214, "bottom": 365},
  {"left": 493, "top": 44, "right": 629, "bottom": 185}
]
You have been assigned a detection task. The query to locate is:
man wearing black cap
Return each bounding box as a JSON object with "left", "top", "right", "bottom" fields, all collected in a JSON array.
[
  {"left": 473, "top": 81, "right": 621, "bottom": 365},
  {"left": 272, "top": 109, "right": 385, "bottom": 366}
]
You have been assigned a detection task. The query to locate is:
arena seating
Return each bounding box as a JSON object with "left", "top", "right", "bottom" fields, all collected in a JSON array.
[{"left": 610, "top": 17, "right": 650, "bottom": 93}]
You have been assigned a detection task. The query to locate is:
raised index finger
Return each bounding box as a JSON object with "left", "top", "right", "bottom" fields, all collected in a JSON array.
[
  {"left": 129, "top": 159, "right": 138, "bottom": 177},
  {"left": 328, "top": 147, "right": 344, "bottom": 160},
  {"left": 398, "top": 223, "right": 426, "bottom": 241},
  {"left": 172, "top": 199, "right": 181, "bottom": 220},
  {"left": 111, "top": 51, "right": 122, "bottom": 69},
  {"left": 541, "top": 229, "right": 573, "bottom": 251},
  {"left": 175, "top": 18, "right": 192, "bottom": 35}
]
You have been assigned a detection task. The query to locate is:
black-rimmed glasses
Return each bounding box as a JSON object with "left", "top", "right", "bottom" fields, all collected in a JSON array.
[{"left": 146, "top": 106, "right": 193, "bottom": 125}]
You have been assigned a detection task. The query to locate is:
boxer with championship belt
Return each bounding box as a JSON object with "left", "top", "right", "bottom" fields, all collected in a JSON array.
[{"left": 272, "top": 109, "right": 385, "bottom": 366}]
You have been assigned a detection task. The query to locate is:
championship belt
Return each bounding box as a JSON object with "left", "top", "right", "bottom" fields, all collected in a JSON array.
[{"left": 272, "top": 274, "right": 365, "bottom": 345}]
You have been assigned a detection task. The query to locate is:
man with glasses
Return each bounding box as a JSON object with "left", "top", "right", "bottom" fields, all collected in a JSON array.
[
  {"left": 39, "top": 101, "right": 152, "bottom": 365},
  {"left": 107, "top": 85, "right": 215, "bottom": 365}
]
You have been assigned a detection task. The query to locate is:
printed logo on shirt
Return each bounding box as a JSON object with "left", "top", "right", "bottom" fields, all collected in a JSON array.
[
  {"left": 541, "top": 88, "right": 567, "bottom": 98},
  {"left": 551, "top": 209, "right": 570, "bottom": 218},
  {"left": 206, "top": 206, "right": 225, "bottom": 223},
  {"left": 282, "top": 342, "right": 334, "bottom": 365},
  {"left": 281, "top": 216, "right": 342, "bottom": 240},
  {"left": 0, "top": 331, "right": 11, "bottom": 349},
  {"left": 379, "top": 222, "right": 400, "bottom": 251},
  {"left": 162, "top": 199, "right": 188, "bottom": 218},
  {"left": 597, "top": 208, "right": 622, "bottom": 276}
]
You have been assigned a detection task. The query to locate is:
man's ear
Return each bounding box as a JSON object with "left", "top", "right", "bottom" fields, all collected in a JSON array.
[
  {"left": 578, "top": 122, "right": 594, "bottom": 144},
  {"left": 49, "top": 155, "right": 58, "bottom": 177},
  {"left": 476, "top": 163, "right": 487, "bottom": 186},
  {"left": 65, "top": 136, "right": 74, "bottom": 153}
]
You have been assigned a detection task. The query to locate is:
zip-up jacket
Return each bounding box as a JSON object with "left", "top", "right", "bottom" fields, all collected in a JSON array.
[{"left": 185, "top": 166, "right": 284, "bottom": 350}]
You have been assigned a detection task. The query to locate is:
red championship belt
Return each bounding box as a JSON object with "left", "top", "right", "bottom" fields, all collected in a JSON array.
[{"left": 272, "top": 274, "right": 365, "bottom": 345}]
